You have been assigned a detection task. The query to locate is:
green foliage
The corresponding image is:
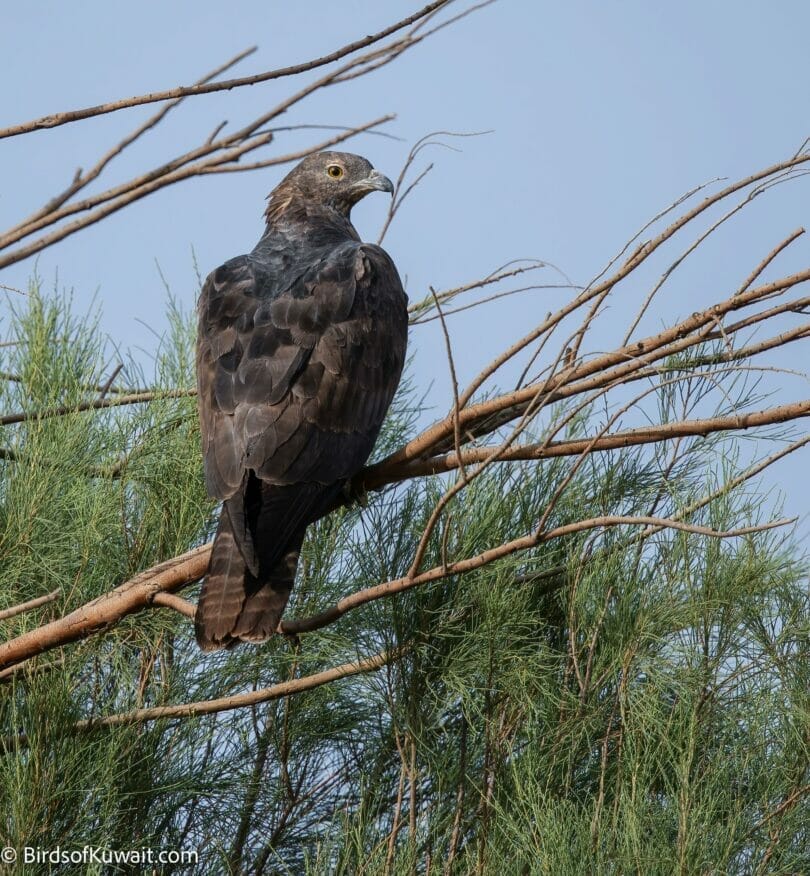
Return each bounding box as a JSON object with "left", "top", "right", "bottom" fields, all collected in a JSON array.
[{"left": 0, "top": 286, "right": 807, "bottom": 874}]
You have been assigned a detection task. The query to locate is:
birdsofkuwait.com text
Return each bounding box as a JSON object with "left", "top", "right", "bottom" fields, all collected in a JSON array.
[{"left": 17, "top": 845, "right": 199, "bottom": 866}]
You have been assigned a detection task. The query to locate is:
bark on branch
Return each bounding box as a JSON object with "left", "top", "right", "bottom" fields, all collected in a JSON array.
[
  {"left": 0, "top": 1, "right": 450, "bottom": 140},
  {"left": 4, "top": 649, "right": 394, "bottom": 749}
]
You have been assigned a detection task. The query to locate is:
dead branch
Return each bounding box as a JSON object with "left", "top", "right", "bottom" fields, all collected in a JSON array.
[
  {"left": 0, "top": 1, "right": 470, "bottom": 269},
  {"left": 4, "top": 649, "right": 394, "bottom": 749},
  {"left": 281, "top": 515, "right": 793, "bottom": 638},
  {"left": 0, "top": 388, "right": 195, "bottom": 427},
  {"left": 412, "top": 282, "right": 577, "bottom": 324},
  {"left": 376, "top": 129, "right": 491, "bottom": 244},
  {"left": 192, "top": 116, "right": 395, "bottom": 174},
  {"left": 454, "top": 154, "right": 810, "bottom": 409},
  {"left": 10, "top": 47, "right": 258, "bottom": 232},
  {"left": 621, "top": 181, "right": 806, "bottom": 346},
  {"left": 0, "top": 1, "right": 449, "bottom": 139},
  {"left": 407, "top": 264, "right": 546, "bottom": 317},
  {"left": 737, "top": 228, "right": 806, "bottom": 295},
  {"left": 365, "top": 401, "right": 810, "bottom": 487},
  {"left": 387, "top": 270, "right": 810, "bottom": 463},
  {"left": 0, "top": 589, "right": 60, "bottom": 622}
]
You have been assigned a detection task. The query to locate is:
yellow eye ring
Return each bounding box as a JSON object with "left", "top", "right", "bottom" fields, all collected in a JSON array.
[{"left": 327, "top": 164, "right": 344, "bottom": 179}]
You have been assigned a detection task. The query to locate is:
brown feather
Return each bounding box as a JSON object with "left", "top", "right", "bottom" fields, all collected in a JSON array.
[{"left": 195, "top": 151, "right": 407, "bottom": 650}]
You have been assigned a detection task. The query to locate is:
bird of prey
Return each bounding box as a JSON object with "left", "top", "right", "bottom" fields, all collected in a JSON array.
[{"left": 195, "top": 151, "right": 407, "bottom": 650}]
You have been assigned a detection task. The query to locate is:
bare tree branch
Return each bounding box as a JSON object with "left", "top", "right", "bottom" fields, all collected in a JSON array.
[
  {"left": 8, "top": 46, "right": 258, "bottom": 234},
  {"left": 0, "top": 388, "right": 195, "bottom": 427},
  {"left": 737, "top": 227, "right": 806, "bottom": 295},
  {"left": 366, "top": 401, "right": 810, "bottom": 486},
  {"left": 0, "top": 545, "right": 210, "bottom": 671},
  {"left": 0, "top": 2, "right": 475, "bottom": 269},
  {"left": 0, "top": 1, "right": 450, "bottom": 139},
  {"left": 10, "top": 649, "right": 395, "bottom": 746},
  {"left": 281, "top": 515, "right": 794, "bottom": 638},
  {"left": 0, "top": 589, "right": 60, "bottom": 622}
]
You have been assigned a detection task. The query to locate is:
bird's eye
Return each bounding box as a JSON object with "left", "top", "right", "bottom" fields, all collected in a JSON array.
[{"left": 327, "top": 165, "right": 344, "bottom": 179}]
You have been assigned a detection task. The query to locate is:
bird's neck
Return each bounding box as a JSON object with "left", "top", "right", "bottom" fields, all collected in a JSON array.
[
  {"left": 263, "top": 193, "right": 358, "bottom": 237},
  {"left": 253, "top": 197, "right": 360, "bottom": 263}
]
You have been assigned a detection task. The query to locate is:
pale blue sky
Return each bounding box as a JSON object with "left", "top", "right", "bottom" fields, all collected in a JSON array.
[{"left": 1, "top": 1, "right": 808, "bottom": 527}]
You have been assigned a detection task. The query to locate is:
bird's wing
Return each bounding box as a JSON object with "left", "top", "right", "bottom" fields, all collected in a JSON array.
[{"left": 197, "top": 242, "right": 407, "bottom": 506}]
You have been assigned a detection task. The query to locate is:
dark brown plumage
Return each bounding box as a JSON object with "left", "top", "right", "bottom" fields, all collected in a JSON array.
[{"left": 195, "top": 151, "right": 408, "bottom": 650}]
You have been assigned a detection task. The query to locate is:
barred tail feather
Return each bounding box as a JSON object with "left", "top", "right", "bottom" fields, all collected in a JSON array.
[
  {"left": 230, "top": 534, "right": 303, "bottom": 642},
  {"left": 195, "top": 476, "right": 333, "bottom": 650},
  {"left": 195, "top": 511, "right": 247, "bottom": 651}
]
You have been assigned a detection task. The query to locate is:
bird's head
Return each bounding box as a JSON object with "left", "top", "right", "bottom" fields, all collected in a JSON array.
[{"left": 266, "top": 151, "right": 394, "bottom": 222}]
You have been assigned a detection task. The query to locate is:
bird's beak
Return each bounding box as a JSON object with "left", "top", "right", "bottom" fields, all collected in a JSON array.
[{"left": 362, "top": 169, "right": 394, "bottom": 195}]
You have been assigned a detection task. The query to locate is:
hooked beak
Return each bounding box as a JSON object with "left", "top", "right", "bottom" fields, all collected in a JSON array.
[{"left": 362, "top": 168, "right": 394, "bottom": 195}]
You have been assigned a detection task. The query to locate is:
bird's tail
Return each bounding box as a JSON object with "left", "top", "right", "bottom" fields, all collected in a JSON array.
[{"left": 195, "top": 477, "right": 326, "bottom": 651}]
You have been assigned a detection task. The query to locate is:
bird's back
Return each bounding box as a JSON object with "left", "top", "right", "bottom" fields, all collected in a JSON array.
[{"left": 195, "top": 192, "right": 407, "bottom": 649}]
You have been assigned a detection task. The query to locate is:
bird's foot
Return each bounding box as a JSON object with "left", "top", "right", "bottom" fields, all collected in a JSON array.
[
  {"left": 276, "top": 623, "right": 301, "bottom": 650},
  {"left": 342, "top": 478, "right": 368, "bottom": 508}
]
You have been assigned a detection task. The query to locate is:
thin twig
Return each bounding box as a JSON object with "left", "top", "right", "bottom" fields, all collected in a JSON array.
[
  {"left": 737, "top": 227, "right": 806, "bottom": 295},
  {"left": 431, "top": 286, "right": 466, "bottom": 482},
  {"left": 410, "top": 283, "right": 577, "bottom": 325},
  {"left": 7, "top": 47, "right": 258, "bottom": 236},
  {"left": 0, "top": 283, "right": 27, "bottom": 296},
  {"left": 408, "top": 264, "right": 546, "bottom": 315},
  {"left": 0, "top": 388, "right": 195, "bottom": 427},
  {"left": 15, "top": 650, "right": 395, "bottom": 743},
  {"left": 0, "top": 590, "right": 60, "bottom": 622},
  {"left": 195, "top": 116, "right": 394, "bottom": 174},
  {"left": 97, "top": 363, "right": 124, "bottom": 400},
  {"left": 0, "top": 2, "right": 450, "bottom": 139}
]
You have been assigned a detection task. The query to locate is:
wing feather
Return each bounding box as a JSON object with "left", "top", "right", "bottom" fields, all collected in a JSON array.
[{"left": 197, "top": 241, "right": 407, "bottom": 509}]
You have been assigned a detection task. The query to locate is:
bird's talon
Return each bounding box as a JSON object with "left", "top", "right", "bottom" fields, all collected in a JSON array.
[
  {"left": 343, "top": 479, "right": 368, "bottom": 507},
  {"left": 285, "top": 632, "right": 302, "bottom": 650}
]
